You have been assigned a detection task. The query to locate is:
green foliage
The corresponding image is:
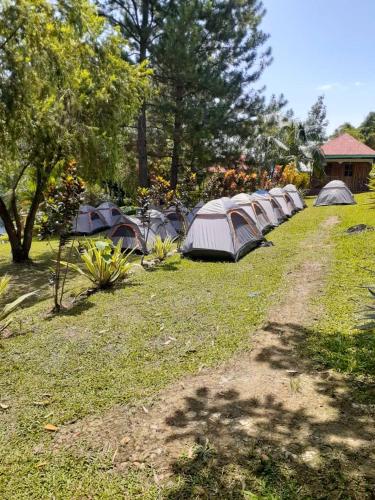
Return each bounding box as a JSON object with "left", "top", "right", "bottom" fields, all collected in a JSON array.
[
  {"left": 362, "top": 283, "right": 375, "bottom": 331},
  {"left": 368, "top": 164, "right": 375, "bottom": 193},
  {"left": 40, "top": 160, "right": 85, "bottom": 311},
  {"left": 66, "top": 239, "right": 132, "bottom": 289},
  {"left": 152, "top": 236, "right": 173, "bottom": 261},
  {"left": 0, "top": 0, "right": 149, "bottom": 261},
  {"left": 0, "top": 275, "right": 35, "bottom": 332}
]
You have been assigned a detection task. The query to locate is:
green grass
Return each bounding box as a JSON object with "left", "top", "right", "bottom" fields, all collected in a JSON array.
[
  {"left": 0, "top": 194, "right": 373, "bottom": 498},
  {"left": 306, "top": 196, "right": 375, "bottom": 375}
]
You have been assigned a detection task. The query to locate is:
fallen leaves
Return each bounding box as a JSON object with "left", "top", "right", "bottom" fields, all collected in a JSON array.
[{"left": 44, "top": 423, "right": 59, "bottom": 432}]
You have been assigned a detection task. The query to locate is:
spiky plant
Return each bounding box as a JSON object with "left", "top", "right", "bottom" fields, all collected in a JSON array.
[
  {"left": 0, "top": 276, "right": 36, "bottom": 333},
  {"left": 64, "top": 239, "right": 132, "bottom": 289},
  {"left": 152, "top": 236, "right": 173, "bottom": 262}
]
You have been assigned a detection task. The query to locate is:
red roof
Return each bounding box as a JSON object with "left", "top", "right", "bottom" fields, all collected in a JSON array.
[{"left": 321, "top": 133, "right": 375, "bottom": 157}]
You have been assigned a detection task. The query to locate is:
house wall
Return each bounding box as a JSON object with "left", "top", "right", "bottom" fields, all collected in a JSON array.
[
  {"left": 324, "top": 161, "right": 371, "bottom": 192},
  {"left": 311, "top": 161, "right": 372, "bottom": 193}
]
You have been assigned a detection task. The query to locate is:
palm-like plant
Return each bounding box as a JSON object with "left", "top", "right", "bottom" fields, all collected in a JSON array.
[
  {"left": 278, "top": 121, "right": 325, "bottom": 177},
  {"left": 152, "top": 236, "right": 173, "bottom": 262},
  {"left": 0, "top": 276, "right": 36, "bottom": 333},
  {"left": 65, "top": 239, "right": 132, "bottom": 289}
]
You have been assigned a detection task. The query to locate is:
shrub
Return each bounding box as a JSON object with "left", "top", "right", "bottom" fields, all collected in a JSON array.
[
  {"left": 66, "top": 239, "right": 132, "bottom": 289},
  {"left": 0, "top": 276, "right": 36, "bottom": 333},
  {"left": 280, "top": 163, "right": 310, "bottom": 189},
  {"left": 368, "top": 164, "right": 375, "bottom": 193},
  {"left": 152, "top": 236, "right": 173, "bottom": 261}
]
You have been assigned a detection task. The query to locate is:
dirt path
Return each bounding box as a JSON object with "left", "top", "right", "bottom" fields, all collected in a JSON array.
[{"left": 55, "top": 216, "right": 375, "bottom": 496}]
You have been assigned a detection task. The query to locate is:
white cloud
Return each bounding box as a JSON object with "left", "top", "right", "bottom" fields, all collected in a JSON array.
[
  {"left": 354, "top": 81, "right": 365, "bottom": 87},
  {"left": 316, "top": 83, "right": 340, "bottom": 91}
]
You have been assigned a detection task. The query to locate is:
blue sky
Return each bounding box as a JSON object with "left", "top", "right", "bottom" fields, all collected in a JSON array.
[{"left": 260, "top": 0, "right": 375, "bottom": 133}]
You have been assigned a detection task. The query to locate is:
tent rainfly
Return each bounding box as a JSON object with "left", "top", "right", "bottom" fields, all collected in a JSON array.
[
  {"left": 181, "top": 197, "right": 264, "bottom": 261},
  {"left": 97, "top": 202, "right": 126, "bottom": 227},
  {"left": 283, "top": 184, "right": 306, "bottom": 211},
  {"left": 72, "top": 205, "right": 109, "bottom": 235},
  {"left": 252, "top": 191, "right": 287, "bottom": 226},
  {"left": 231, "top": 193, "right": 273, "bottom": 234},
  {"left": 314, "top": 180, "right": 356, "bottom": 206},
  {"left": 269, "top": 188, "right": 297, "bottom": 217}
]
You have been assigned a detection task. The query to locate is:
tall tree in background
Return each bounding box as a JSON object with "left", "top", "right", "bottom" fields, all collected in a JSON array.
[
  {"left": 99, "top": 0, "right": 163, "bottom": 186},
  {"left": 151, "top": 0, "right": 273, "bottom": 187},
  {"left": 359, "top": 112, "right": 375, "bottom": 149},
  {"left": 0, "top": 0, "right": 148, "bottom": 262},
  {"left": 305, "top": 95, "right": 328, "bottom": 143}
]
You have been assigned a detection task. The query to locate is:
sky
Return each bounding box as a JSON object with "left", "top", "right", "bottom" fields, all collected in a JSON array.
[{"left": 260, "top": 0, "right": 375, "bottom": 133}]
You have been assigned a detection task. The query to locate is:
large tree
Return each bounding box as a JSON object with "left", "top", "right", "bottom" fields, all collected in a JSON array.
[
  {"left": 0, "top": 0, "right": 148, "bottom": 262},
  {"left": 304, "top": 95, "right": 328, "bottom": 143},
  {"left": 98, "top": 0, "right": 163, "bottom": 187},
  {"left": 151, "top": 0, "right": 273, "bottom": 187}
]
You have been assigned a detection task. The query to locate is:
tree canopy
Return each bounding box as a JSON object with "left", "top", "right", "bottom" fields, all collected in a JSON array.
[{"left": 0, "top": 0, "right": 149, "bottom": 261}]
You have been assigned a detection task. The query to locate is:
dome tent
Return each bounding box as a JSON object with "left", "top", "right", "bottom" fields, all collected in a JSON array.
[
  {"left": 181, "top": 197, "right": 264, "bottom": 261},
  {"left": 269, "top": 187, "right": 297, "bottom": 217},
  {"left": 231, "top": 193, "right": 273, "bottom": 234},
  {"left": 107, "top": 216, "right": 149, "bottom": 253},
  {"left": 146, "top": 209, "right": 178, "bottom": 241},
  {"left": 109, "top": 209, "right": 178, "bottom": 254},
  {"left": 283, "top": 184, "right": 306, "bottom": 210},
  {"left": 164, "top": 204, "right": 190, "bottom": 234},
  {"left": 97, "top": 202, "right": 126, "bottom": 227},
  {"left": 72, "top": 205, "right": 109, "bottom": 235},
  {"left": 188, "top": 201, "right": 204, "bottom": 224},
  {"left": 252, "top": 191, "right": 287, "bottom": 226},
  {"left": 314, "top": 180, "right": 356, "bottom": 206}
]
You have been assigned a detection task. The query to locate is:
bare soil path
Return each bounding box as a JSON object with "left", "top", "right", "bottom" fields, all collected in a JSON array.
[{"left": 55, "top": 216, "right": 375, "bottom": 497}]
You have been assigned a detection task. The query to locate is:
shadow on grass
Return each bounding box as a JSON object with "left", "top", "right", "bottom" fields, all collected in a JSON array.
[{"left": 163, "top": 322, "right": 375, "bottom": 499}]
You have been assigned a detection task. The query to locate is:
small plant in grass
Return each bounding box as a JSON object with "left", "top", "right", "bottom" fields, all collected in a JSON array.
[
  {"left": 40, "top": 160, "right": 85, "bottom": 312},
  {"left": 361, "top": 271, "right": 375, "bottom": 330},
  {"left": 65, "top": 239, "right": 132, "bottom": 290},
  {"left": 152, "top": 236, "right": 173, "bottom": 262},
  {"left": 0, "top": 276, "right": 36, "bottom": 334}
]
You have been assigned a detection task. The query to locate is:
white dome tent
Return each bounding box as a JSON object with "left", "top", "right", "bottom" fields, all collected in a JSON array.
[{"left": 182, "top": 197, "right": 264, "bottom": 261}]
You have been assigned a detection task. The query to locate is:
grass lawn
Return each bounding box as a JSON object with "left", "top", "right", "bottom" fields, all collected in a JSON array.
[{"left": 0, "top": 193, "right": 374, "bottom": 498}]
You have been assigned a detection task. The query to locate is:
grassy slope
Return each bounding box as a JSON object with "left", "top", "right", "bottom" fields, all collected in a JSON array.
[
  {"left": 307, "top": 194, "right": 375, "bottom": 375},
  {"left": 0, "top": 194, "right": 373, "bottom": 498}
]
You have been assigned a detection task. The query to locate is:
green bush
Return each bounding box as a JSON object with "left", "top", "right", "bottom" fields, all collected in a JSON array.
[
  {"left": 65, "top": 239, "right": 132, "bottom": 289},
  {"left": 0, "top": 276, "right": 36, "bottom": 332},
  {"left": 152, "top": 236, "right": 173, "bottom": 261}
]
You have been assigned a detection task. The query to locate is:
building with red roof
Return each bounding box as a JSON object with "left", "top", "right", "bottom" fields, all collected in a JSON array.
[{"left": 320, "top": 133, "right": 375, "bottom": 192}]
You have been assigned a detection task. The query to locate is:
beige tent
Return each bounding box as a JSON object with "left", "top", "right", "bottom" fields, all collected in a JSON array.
[
  {"left": 231, "top": 193, "right": 273, "bottom": 234},
  {"left": 182, "top": 197, "right": 264, "bottom": 261}
]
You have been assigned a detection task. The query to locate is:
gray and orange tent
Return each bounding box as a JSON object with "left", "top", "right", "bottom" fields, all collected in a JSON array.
[
  {"left": 181, "top": 197, "right": 264, "bottom": 261},
  {"left": 314, "top": 180, "right": 356, "bottom": 206},
  {"left": 269, "top": 188, "right": 297, "bottom": 217},
  {"left": 72, "top": 205, "right": 109, "bottom": 235},
  {"left": 231, "top": 193, "right": 273, "bottom": 234},
  {"left": 97, "top": 202, "right": 126, "bottom": 227},
  {"left": 283, "top": 184, "right": 306, "bottom": 210},
  {"left": 107, "top": 215, "right": 149, "bottom": 253},
  {"left": 251, "top": 191, "right": 287, "bottom": 226}
]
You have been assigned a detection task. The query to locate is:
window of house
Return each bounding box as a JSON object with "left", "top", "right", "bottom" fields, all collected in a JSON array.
[{"left": 344, "top": 163, "right": 353, "bottom": 177}]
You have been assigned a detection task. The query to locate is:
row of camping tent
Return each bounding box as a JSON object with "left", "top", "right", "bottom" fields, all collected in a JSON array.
[
  {"left": 181, "top": 185, "right": 306, "bottom": 261},
  {"left": 71, "top": 184, "right": 305, "bottom": 261}
]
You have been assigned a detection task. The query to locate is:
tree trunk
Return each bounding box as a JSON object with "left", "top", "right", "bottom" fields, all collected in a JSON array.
[
  {"left": 170, "top": 88, "right": 183, "bottom": 189},
  {"left": 21, "top": 170, "right": 44, "bottom": 258},
  {"left": 137, "top": 104, "right": 149, "bottom": 187},
  {"left": 0, "top": 197, "right": 26, "bottom": 262},
  {"left": 137, "top": 0, "right": 150, "bottom": 187}
]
